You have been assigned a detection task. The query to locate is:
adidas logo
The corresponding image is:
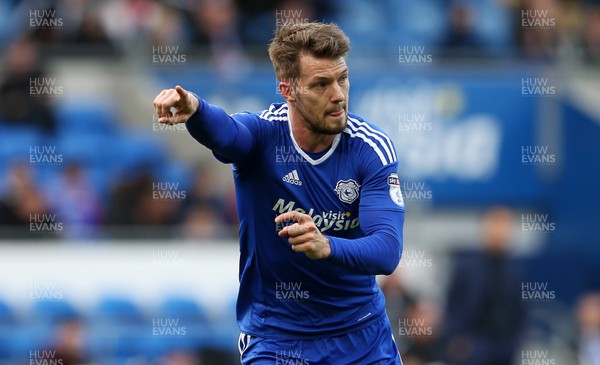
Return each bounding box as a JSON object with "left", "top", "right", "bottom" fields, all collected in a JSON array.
[{"left": 282, "top": 170, "right": 303, "bottom": 186}]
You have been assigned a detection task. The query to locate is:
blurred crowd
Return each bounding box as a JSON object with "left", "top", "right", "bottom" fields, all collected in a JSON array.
[
  {"left": 0, "top": 0, "right": 599, "bottom": 61},
  {"left": 380, "top": 207, "right": 600, "bottom": 365},
  {"left": 1, "top": 2, "right": 599, "bottom": 364},
  {"left": 1, "top": 0, "right": 600, "bottom": 239},
  {"left": 0, "top": 159, "right": 238, "bottom": 240}
]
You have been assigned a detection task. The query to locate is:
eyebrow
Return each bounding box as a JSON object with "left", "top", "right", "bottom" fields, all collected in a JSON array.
[{"left": 309, "top": 68, "right": 349, "bottom": 83}]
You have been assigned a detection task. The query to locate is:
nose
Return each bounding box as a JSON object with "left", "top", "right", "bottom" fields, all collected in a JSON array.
[{"left": 330, "top": 82, "right": 345, "bottom": 104}]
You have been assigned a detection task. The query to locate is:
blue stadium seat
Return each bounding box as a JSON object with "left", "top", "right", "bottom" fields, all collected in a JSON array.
[
  {"left": 55, "top": 101, "right": 116, "bottom": 135},
  {"left": 0, "top": 299, "right": 14, "bottom": 323},
  {"left": 57, "top": 132, "right": 113, "bottom": 167},
  {"left": 108, "top": 133, "right": 167, "bottom": 174},
  {"left": 0, "top": 299, "right": 16, "bottom": 360},
  {"left": 205, "top": 298, "right": 239, "bottom": 350},
  {"left": 159, "top": 297, "right": 207, "bottom": 321},
  {"left": 155, "top": 296, "right": 211, "bottom": 349},
  {"left": 140, "top": 333, "right": 198, "bottom": 358},
  {"left": 30, "top": 299, "right": 78, "bottom": 324},
  {"left": 88, "top": 296, "right": 147, "bottom": 360},
  {"left": 155, "top": 162, "right": 192, "bottom": 192},
  {"left": 0, "top": 124, "right": 43, "bottom": 163},
  {"left": 94, "top": 296, "right": 144, "bottom": 323},
  {"left": 3, "top": 325, "right": 50, "bottom": 361}
]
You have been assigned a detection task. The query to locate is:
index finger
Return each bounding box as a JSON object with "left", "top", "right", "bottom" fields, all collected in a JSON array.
[
  {"left": 175, "top": 85, "right": 188, "bottom": 101},
  {"left": 274, "top": 211, "right": 309, "bottom": 224}
]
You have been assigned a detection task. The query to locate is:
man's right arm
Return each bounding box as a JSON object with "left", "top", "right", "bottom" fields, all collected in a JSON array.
[
  {"left": 153, "top": 85, "right": 255, "bottom": 163},
  {"left": 185, "top": 96, "right": 255, "bottom": 163}
]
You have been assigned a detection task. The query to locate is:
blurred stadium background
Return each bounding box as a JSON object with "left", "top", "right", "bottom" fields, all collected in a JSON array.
[{"left": 1, "top": 0, "right": 599, "bottom": 364}]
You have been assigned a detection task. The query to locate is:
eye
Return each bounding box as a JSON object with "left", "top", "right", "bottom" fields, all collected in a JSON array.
[{"left": 339, "top": 74, "right": 348, "bottom": 83}]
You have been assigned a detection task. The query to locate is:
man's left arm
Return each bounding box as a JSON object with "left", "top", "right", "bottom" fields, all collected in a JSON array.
[
  {"left": 276, "top": 162, "right": 405, "bottom": 275},
  {"left": 326, "top": 162, "right": 405, "bottom": 275}
]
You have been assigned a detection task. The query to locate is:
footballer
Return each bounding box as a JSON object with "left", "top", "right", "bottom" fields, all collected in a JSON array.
[{"left": 153, "top": 22, "right": 405, "bottom": 364}]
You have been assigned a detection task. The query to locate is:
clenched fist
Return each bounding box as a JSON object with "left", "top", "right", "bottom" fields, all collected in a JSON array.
[
  {"left": 153, "top": 85, "right": 199, "bottom": 125},
  {"left": 275, "top": 212, "right": 331, "bottom": 259}
]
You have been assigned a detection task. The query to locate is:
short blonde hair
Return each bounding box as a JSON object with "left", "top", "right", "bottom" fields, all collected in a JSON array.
[{"left": 268, "top": 22, "right": 350, "bottom": 81}]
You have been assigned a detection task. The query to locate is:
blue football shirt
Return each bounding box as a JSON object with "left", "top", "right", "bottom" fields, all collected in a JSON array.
[{"left": 186, "top": 100, "right": 405, "bottom": 339}]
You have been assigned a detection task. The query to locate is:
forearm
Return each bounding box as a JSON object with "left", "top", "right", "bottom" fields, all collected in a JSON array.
[
  {"left": 327, "top": 225, "right": 403, "bottom": 275},
  {"left": 185, "top": 96, "right": 253, "bottom": 161}
]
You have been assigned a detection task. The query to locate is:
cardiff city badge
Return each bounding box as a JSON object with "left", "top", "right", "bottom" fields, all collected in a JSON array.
[
  {"left": 335, "top": 179, "right": 361, "bottom": 204},
  {"left": 387, "top": 173, "right": 404, "bottom": 207}
]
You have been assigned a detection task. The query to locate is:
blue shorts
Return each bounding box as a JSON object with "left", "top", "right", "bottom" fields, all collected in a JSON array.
[{"left": 238, "top": 316, "right": 403, "bottom": 365}]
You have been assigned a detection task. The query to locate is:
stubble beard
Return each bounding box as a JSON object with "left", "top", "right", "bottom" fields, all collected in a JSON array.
[{"left": 296, "top": 98, "right": 347, "bottom": 136}]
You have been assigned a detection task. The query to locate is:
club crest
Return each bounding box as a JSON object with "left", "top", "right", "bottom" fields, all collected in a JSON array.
[{"left": 335, "top": 179, "right": 361, "bottom": 204}]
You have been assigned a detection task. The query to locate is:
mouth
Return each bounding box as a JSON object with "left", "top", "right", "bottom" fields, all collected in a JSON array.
[{"left": 328, "top": 109, "right": 344, "bottom": 117}]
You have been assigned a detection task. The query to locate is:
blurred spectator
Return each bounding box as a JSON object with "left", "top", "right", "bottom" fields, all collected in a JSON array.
[
  {"left": 181, "top": 203, "right": 225, "bottom": 240},
  {"left": 439, "top": 3, "right": 485, "bottom": 58},
  {"left": 223, "top": 183, "right": 239, "bottom": 229},
  {"left": 402, "top": 299, "right": 443, "bottom": 365},
  {"left": 18, "top": 1, "right": 63, "bottom": 44},
  {"left": 582, "top": 5, "right": 600, "bottom": 63},
  {"left": 235, "top": 0, "right": 336, "bottom": 45},
  {"left": 442, "top": 207, "right": 526, "bottom": 365},
  {"left": 0, "top": 161, "right": 54, "bottom": 238},
  {"left": 50, "top": 316, "right": 90, "bottom": 365},
  {"left": 150, "top": 1, "right": 187, "bottom": 45},
  {"left": 46, "top": 163, "right": 103, "bottom": 239},
  {"left": 188, "top": 0, "right": 249, "bottom": 79},
  {"left": 180, "top": 164, "right": 239, "bottom": 240},
  {"left": 69, "top": 6, "right": 116, "bottom": 49},
  {"left": 161, "top": 350, "right": 199, "bottom": 365},
  {"left": 576, "top": 292, "right": 600, "bottom": 365},
  {"left": 182, "top": 165, "right": 229, "bottom": 226},
  {"left": 99, "top": 0, "right": 155, "bottom": 41},
  {"left": 0, "top": 36, "right": 57, "bottom": 134},
  {"left": 380, "top": 269, "right": 417, "bottom": 343},
  {"left": 106, "top": 168, "right": 181, "bottom": 237},
  {"left": 106, "top": 170, "right": 152, "bottom": 227},
  {"left": 516, "top": 0, "right": 560, "bottom": 60}
]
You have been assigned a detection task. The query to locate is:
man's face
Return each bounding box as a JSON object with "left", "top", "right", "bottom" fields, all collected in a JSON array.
[{"left": 282, "top": 54, "right": 349, "bottom": 135}]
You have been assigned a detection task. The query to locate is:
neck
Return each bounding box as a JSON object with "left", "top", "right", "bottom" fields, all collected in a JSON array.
[{"left": 288, "top": 105, "right": 337, "bottom": 153}]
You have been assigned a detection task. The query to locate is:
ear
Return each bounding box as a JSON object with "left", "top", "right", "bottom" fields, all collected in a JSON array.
[{"left": 279, "top": 79, "right": 296, "bottom": 102}]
